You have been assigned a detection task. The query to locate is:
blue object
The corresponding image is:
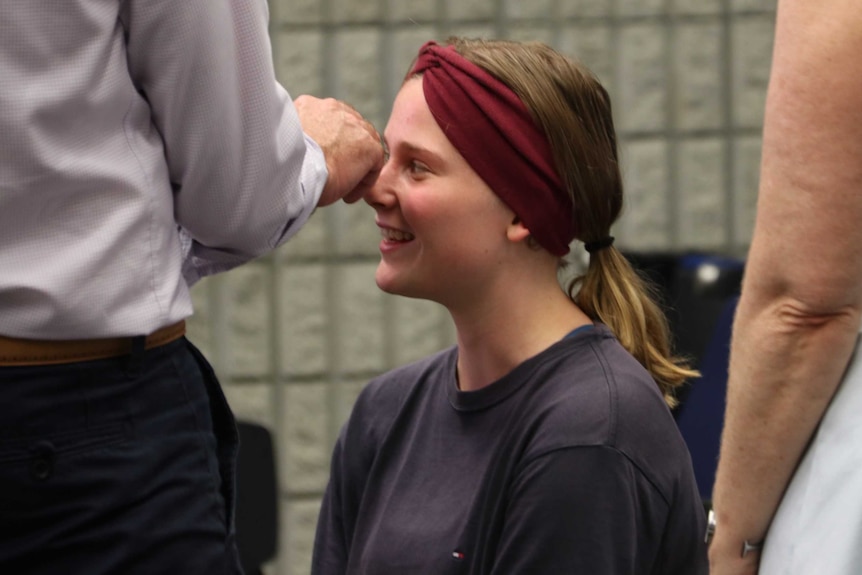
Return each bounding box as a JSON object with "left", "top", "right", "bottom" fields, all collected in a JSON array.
[{"left": 676, "top": 296, "right": 739, "bottom": 503}]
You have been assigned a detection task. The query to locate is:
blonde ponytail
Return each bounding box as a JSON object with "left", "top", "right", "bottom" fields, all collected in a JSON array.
[{"left": 570, "top": 248, "right": 698, "bottom": 408}]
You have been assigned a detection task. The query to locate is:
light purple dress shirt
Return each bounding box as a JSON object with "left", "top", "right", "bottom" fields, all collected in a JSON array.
[{"left": 0, "top": 1, "right": 327, "bottom": 339}]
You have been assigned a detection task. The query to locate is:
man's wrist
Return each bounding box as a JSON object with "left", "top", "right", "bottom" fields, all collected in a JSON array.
[{"left": 705, "top": 509, "right": 765, "bottom": 558}]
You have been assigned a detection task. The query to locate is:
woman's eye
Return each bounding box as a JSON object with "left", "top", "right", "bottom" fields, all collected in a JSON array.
[{"left": 409, "top": 161, "right": 429, "bottom": 174}]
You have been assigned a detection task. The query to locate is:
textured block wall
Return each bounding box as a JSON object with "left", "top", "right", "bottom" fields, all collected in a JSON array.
[{"left": 186, "top": 1, "right": 776, "bottom": 573}]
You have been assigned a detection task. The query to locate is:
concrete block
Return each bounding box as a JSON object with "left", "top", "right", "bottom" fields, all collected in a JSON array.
[
  {"left": 388, "top": 0, "right": 437, "bottom": 22},
  {"left": 503, "top": 0, "right": 554, "bottom": 19},
  {"left": 506, "top": 25, "right": 555, "bottom": 45},
  {"left": 316, "top": 204, "right": 351, "bottom": 255},
  {"left": 618, "top": 140, "right": 672, "bottom": 250},
  {"left": 332, "top": 28, "right": 385, "bottom": 125},
  {"left": 334, "top": 201, "right": 381, "bottom": 257},
  {"left": 617, "top": 24, "right": 668, "bottom": 133},
  {"left": 228, "top": 264, "right": 272, "bottom": 378},
  {"left": 223, "top": 382, "right": 276, "bottom": 430},
  {"left": 278, "top": 210, "right": 329, "bottom": 261},
  {"left": 617, "top": 0, "right": 667, "bottom": 17},
  {"left": 445, "top": 0, "right": 494, "bottom": 20},
  {"left": 443, "top": 23, "right": 496, "bottom": 40},
  {"left": 558, "top": 25, "right": 613, "bottom": 93},
  {"left": 281, "top": 383, "right": 331, "bottom": 493},
  {"left": 193, "top": 275, "right": 234, "bottom": 378},
  {"left": 272, "top": 0, "right": 321, "bottom": 25},
  {"left": 282, "top": 498, "right": 323, "bottom": 575},
  {"left": 732, "top": 0, "right": 777, "bottom": 11},
  {"left": 559, "top": 0, "right": 611, "bottom": 18},
  {"left": 732, "top": 16, "right": 774, "bottom": 128},
  {"left": 275, "top": 30, "right": 325, "bottom": 97},
  {"left": 331, "top": 0, "right": 381, "bottom": 23},
  {"left": 674, "top": 23, "right": 723, "bottom": 132},
  {"left": 677, "top": 138, "right": 727, "bottom": 248},
  {"left": 671, "top": 0, "right": 722, "bottom": 13},
  {"left": 733, "top": 136, "right": 762, "bottom": 247},
  {"left": 336, "top": 263, "right": 385, "bottom": 373},
  {"left": 279, "top": 264, "right": 327, "bottom": 376}
]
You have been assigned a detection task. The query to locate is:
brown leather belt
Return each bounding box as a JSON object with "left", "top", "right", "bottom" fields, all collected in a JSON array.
[{"left": 0, "top": 320, "right": 186, "bottom": 366}]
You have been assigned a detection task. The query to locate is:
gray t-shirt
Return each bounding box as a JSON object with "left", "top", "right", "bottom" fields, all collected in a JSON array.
[{"left": 312, "top": 324, "right": 708, "bottom": 574}]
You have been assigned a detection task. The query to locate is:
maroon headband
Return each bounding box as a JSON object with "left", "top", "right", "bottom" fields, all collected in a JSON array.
[{"left": 410, "top": 41, "right": 576, "bottom": 256}]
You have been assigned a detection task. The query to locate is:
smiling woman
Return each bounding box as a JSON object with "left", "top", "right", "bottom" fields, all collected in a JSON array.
[{"left": 311, "top": 38, "right": 708, "bottom": 575}]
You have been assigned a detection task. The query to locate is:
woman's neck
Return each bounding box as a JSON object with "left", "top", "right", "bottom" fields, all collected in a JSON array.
[{"left": 451, "top": 281, "right": 592, "bottom": 392}]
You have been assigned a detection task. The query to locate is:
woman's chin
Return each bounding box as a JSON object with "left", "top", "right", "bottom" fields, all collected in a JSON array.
[
  {"left": 374, "top": 270, "right": 402, "bottom": 296},
  {"left": 375, "top": 270, "right": 426, "bottom": 300}
]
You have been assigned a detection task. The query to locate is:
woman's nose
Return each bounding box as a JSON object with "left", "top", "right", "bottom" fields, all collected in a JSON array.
[{"left": 364, "top": 162, "right": 397, "bottom": 210}]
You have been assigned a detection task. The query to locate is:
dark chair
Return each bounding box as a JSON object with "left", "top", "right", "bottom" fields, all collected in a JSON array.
[{"left": 235, "top": 420, "right": 279, "bottom": 575}]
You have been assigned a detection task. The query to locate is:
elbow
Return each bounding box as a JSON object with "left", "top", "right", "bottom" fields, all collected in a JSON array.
[
  {"left": 193, "top": 216, "right": 285, "bottom": 260},
  {"left": 177, "top": 172, "right": 310, "bottom": 259},
  {"left": 771, "top": 296, "right": 862, "bottom": 334},
  {"left": 746, "top": 267, "right": 862, "bottom": 335},
  {"left": 178, "top": 211, "right": 280, "bottom": 261}
]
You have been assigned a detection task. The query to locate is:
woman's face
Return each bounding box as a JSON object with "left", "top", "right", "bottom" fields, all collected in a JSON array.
[{"left": 365, "top": 77, "right": 516, "bottom": 308}]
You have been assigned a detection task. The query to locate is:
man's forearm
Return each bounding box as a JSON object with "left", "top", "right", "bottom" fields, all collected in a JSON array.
[{"left": 709, "top": 295, "right": 859, "bottom": 572}]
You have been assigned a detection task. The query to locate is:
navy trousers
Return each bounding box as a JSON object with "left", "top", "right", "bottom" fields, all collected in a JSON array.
[{"left": 0, "top": 338, "right": 244, "bottom": 574}]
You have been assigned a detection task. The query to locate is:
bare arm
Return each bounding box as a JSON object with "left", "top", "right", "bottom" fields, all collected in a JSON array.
[{"left": 709, "top": 1, "right": 862, "bottom": 573}]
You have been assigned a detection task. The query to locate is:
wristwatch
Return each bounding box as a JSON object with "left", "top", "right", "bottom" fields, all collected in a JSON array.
[
  {"left": 705, "top": 509, "right": 716, "bottom": 544},
  {"left": 704, "top": 509, "right": 764, "bottom": 558}
]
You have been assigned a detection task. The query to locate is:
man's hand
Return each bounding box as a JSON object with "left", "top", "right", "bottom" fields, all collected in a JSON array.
[{"left": 294, "top": 96, "right": 384, "bottom": 207}]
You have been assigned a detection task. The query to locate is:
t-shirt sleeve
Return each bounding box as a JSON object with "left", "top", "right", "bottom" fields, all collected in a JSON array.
[
  {"left": 490, "top": 445, "right": 692, "bottom": 575},
  {"left": 311, "top": 381, "right": 395, "bottom": 575},
  {"left": 311, "top": 431, "right": 350, "bottom": 575}
]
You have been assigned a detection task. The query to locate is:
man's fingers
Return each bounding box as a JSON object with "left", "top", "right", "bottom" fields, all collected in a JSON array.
[
  {"left": 295, "top": 95, "right": 384, "bottom": 205},
  {"left": 342, "top": 165, "right": 381, "bottom": 204}
]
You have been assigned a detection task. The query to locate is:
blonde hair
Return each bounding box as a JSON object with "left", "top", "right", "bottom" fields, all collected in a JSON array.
[{"left": 448, "top": 37, "right": 697, "bottom": 407}]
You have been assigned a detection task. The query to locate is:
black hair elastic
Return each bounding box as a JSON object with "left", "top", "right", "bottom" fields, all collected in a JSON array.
[{"left": 584, "top": 236, "right": 615, "bottom": 254}]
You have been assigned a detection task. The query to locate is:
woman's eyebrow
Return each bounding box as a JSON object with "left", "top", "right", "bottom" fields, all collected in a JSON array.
[{"left": 395, "top": 141, "right": 441, "bottom": 162}]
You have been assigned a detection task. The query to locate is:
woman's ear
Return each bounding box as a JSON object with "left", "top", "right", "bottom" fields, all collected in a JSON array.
[{"left": 506, "top": 215, "right": 532, "bottom": 244}]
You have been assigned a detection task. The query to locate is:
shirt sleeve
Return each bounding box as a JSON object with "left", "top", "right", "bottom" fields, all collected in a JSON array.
[
  {"left": 312, "top": 383, "right": 393, "bottom": 575},
  {"left": 312, "top": 433, "right": 351, "bottom": 575},
  {"left": 489, "top": 446, "right": 705, "bottom": 575},
  {"left": 119, "top": 0, "right": 327, "bottom": 284}
]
